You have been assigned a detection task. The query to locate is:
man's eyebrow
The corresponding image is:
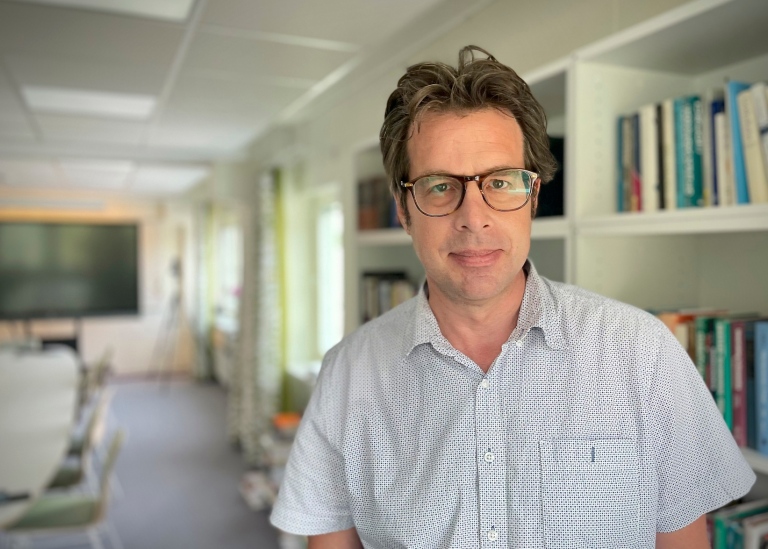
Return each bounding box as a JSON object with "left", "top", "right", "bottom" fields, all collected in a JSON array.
[{"left": 409, "top": 165, "right": 520, "bottom": 181}]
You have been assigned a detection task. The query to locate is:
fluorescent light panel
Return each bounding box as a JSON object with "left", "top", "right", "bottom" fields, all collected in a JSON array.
[
  {"left": 131, "top": 165, "right": 209, "bottom": 193},
  {"left": 22, "top": 86, "right": 156, "bottom": 120},
  {"left": 14, "top": 0, "right": 194, "bottom": 21}
]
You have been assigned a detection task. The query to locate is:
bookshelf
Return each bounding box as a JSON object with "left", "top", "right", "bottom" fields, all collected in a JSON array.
[{"left": 345, "top": 0, "right": 768, "bottom": 472}]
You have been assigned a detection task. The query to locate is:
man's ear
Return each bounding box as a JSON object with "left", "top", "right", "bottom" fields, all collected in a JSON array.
[
  {"left": 395, "top": 196, "right": 410, "bottom": 234},
  {"left": 530, "top": 179, "right": 541, "bottom": 219}
]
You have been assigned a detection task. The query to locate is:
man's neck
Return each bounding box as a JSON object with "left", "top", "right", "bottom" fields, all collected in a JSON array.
[{"left": 427, "top": 270, "right": 527, "bottom": 373}]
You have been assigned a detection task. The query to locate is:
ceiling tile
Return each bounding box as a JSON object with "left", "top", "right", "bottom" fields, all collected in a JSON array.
[
  {"left": 0, "top": 2, "right": 184, "bottom": 66},
  {"left": 200, "top": 0, "right": 445, "bottom": 46},
  {"left": 166, "top": 71, "right": 305, "bottom": 115},
  {"left": 59, "top": 158, "right": 133, "bottom": 189},
  {"left": 186, "top": 30, "right": 354, "bottom": 81},
  {"left": 14, "top": 0, "right": 195, "bottom": 22},
  {"left": 35, "top": 113, "right": 146, "bottom": 145},
  {"left": 148, "top": 121, "right": 265, "bottom": 152},
  {"left": 5, "top": 54, "right": 167, "bottom": 95},
  {"left": 0, "top": 159, "right": 61, "bottom": 187}
]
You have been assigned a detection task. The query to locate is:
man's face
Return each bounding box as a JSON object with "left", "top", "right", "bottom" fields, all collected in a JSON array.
[{"left": 397, "top": 108, "right": 535, "bottom": 308}]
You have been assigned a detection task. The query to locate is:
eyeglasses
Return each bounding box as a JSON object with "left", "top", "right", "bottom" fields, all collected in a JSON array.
[{"left": 399, "top": 168, "right": 538, "bottom": 217}]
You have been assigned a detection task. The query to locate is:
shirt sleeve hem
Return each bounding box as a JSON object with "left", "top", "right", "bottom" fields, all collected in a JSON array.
[
  {"left": 656, "top": 471, "right": 757, "bottom": 533},
  {"left": 269, "top": 506, "right": 355, "bottom": 536}
]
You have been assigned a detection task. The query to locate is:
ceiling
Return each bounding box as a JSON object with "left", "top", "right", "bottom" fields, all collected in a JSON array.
[{"left": 0, "top": 0, "right": 463, "bottom": 196}]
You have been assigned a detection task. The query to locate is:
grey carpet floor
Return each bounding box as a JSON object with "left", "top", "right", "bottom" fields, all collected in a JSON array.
[{"left": 107, "top": 378, "right": 281, "bottom": 549}]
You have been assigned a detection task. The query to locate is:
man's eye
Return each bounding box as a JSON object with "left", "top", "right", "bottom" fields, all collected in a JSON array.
[
  {"left": 490, "top": 179, "right": 510, "bottom": 190},
  {"left": 429, "top": 183, "right": 450, "bottom": 193}
]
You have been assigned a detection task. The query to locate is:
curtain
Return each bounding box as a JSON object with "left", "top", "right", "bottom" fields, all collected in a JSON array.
[{"left": 227, "top": 170, "right": 283, "bottom": 467}]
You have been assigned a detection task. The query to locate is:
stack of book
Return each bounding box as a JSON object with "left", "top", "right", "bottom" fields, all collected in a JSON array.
[
  {"left": 616, "top": 80, "right": 768, "bottom": 212},
  {"left": 361, "top": 271, "right": 416, "bottom": 322},
  {"left": 357, "top": 176, "right": 400, "bottom": 230},
  {"left": 655, "top": 310, "right": 768, "bottom": 452},
  {"left": 708, "top": 499, "right": 768, "bottom": 549}
]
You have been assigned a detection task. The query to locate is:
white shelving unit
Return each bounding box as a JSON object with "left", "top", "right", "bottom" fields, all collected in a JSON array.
[{"left": 345, "top": 0, "right": 768, "bottom": 473}]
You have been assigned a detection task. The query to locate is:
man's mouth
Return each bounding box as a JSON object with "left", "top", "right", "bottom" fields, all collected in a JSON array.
[{"left": 449, "top": 249, "right": 501, "bottom": 267}]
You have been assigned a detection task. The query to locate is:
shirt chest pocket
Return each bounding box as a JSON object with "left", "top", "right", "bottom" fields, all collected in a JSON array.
[{"left": 539, "top": 439, "right": 640, "bottom": 549}]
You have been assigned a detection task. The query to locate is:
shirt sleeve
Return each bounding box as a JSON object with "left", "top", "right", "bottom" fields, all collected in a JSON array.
[
  {"left": 648, "top": 323, "right": 756, "bottom": 533},
  {"left": 269, "top": 353, "right": 355, "bottom": 536}
]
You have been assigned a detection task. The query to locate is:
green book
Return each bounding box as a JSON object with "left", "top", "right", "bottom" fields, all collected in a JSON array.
[
  {"left": 714, "top": 318, "right": 733, "bottom": 429},
  {"left": 713, "top": 499, "right": 768, "bottom": 549}
]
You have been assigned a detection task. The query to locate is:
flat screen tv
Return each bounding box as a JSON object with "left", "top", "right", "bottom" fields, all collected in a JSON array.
[{"left": 0, "top": 222, "right": 139, "bottom": 319}]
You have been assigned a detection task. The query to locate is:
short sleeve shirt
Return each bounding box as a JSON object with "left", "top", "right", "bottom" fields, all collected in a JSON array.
[{"left": 270, "top": 261, "right": 755, "bottom": 548}]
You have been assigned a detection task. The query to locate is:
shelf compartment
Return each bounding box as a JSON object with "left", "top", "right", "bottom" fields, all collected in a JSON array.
[
  {"left": 578, "top": 204, "right": 768, "bottom": 236},
  {"left": 742, "top": 448, "right": 768, "bottom": 476},
  {"left": 357, "top": 228, "right": 410, "bottom": 247}
]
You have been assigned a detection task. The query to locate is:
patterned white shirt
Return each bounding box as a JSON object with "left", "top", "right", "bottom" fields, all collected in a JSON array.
[{"left": 270, "top": 261, "right": 755, "bottom": 548}]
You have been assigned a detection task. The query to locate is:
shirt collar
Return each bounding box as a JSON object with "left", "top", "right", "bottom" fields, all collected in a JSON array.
[{"left": 404, "top": 259, "right": 567, "bottom": 355}]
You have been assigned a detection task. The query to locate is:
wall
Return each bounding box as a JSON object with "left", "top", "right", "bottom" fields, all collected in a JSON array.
[{"left": 0, "top": 186, "right": 197, "bottom": 375}]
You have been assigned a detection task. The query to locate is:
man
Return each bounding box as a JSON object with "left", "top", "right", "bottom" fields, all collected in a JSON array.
[{"left": 270, "top": 46, "right": 754, "bottom": 548}]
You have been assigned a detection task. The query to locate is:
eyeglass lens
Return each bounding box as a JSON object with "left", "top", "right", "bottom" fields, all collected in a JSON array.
[{"left": 412, "top": 169, "right": 532, "bottom": 215}]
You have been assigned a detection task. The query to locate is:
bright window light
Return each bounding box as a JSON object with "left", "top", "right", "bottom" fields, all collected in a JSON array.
[
  {"left": 22, "top": 86, "right": 156, "bottom": 120},
  {"left": 317, "top": 201, "right": 344, "bottom": 354}
]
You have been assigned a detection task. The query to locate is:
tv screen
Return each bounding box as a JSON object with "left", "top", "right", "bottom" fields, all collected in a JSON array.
[{"left": 0, "top": 222, "right": 139, "bottom": 319}]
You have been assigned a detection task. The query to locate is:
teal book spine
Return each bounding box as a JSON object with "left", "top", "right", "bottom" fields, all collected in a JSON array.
[
  {"left": 726, "top": 80, "right": 752, "bottom": 204},
  {"left": 715, "top": 318, "right": 733, "bottom": 430},
  {"left": 690, "top": 95, "right": 704, "bottom": 207}
]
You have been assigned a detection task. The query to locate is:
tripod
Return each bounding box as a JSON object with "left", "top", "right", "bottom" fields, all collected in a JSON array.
[{"left": 151, "top": 292, "right": 181, "bottom": 385}]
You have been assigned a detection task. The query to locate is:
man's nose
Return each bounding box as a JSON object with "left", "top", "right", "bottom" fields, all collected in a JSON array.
[{"left": 453, "top": 182, "right": 491, "bottom": 231}]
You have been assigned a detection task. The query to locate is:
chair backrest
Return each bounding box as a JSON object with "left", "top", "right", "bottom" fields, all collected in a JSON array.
[
  {"left": 82, "top": 386, "right": 114, "bottom": 458},
  {"left": 94, "top": 429, "right": 125, "bottom": 521}
]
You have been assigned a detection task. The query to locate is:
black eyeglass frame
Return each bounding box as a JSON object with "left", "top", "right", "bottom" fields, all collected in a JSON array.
[{"left": 399, "top": 168, "right": 539, "bottom": 217}]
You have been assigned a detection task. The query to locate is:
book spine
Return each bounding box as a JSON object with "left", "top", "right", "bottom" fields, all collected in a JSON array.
[
  {"left": 640, "top": 104, "right": 659, "bottom": 213},
  {"left": 662, "top": 99, "right": 677, "bottom": 210},
  {"left": 674, "top": 97, "right": 687, "bottom": 208},
  {"left": 657, "top": 103, "right": 666, "bottom": 210},
  {"left": 631, "top": 113, "right": 642, "bottom": 211},
  {"left": 732, "top": 322, "right": 748, "bottom": 447},
  {"left": 746, "top": 322, "right": 758, "bottom": 449},
  {"left": 757, "top": 323, "right": 768, "bottom": 456},
  {"left": 711, "top": 98, "right": 726, "bottom": 207},
  {"left": 617, "top": 116, "right": 625, "bottom": 212},
  {"left": 715, "top": 319, "right": 733, "bottom": 430},
  {"left": 691, "top": 96, "right": 704, "bottom": 207},
  {"left": 726, "top": 80, "right": 752, "bottom": 204},
  {"left": 750, "top": 83, "right": 768, "bottom": 182},
  {"left": 737, "top": 88, "right": 768, "bottom": 203}
]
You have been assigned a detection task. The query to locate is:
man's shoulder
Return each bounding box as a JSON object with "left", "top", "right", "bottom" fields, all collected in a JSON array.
[
  {"left": 323, "top": 295, "right": 417, "bottom": 367},
  {"left": 540, "top": 276, "right": 666, "bottom": 336}
]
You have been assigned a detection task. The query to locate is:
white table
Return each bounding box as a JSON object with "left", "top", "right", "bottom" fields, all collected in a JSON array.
[{"left": 0, "top": 347, "right": 79, "bottom": 528}]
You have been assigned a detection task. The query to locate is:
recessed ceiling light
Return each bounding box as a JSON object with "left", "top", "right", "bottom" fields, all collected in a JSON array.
[
  {"left": 131, "top": 164, "right": 209, "bottom": 194},
  {"left": 14, "top": 0, "right": 195, "bottom": 22},
  {"left": 22, "top": 86, "right": 156, "bottom": 120}
]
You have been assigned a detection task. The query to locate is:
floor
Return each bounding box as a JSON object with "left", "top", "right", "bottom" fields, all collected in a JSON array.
[{"left": 105, "top": 378, "right": 282, "bottom": 549}]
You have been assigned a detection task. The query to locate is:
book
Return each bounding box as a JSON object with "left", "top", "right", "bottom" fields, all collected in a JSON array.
[
  {"left": 617, "top": 116, "right": 625, "bottom": 212},
  {"left": 631, "top": 112, "right": 642, "bottom": 211},
  {"left": 701, "top": 90, "right": 719, "bottom": 206},
  {"left": 746, "top": 321, "right": 761, "bottom": 450},
  {"left": 714, "top": 499, "right": 768, "bottom": 549},
  {"left": 732, "top": 320, "right": 749, "bottom": 447},
  {"left": 757, "top": 322, "right": 768, "bottom": 456},
  {"left": 742, "top": 511, "right": 768, "bottom": 549},
  {"left": 726, "top": 80, "right": 753, "bottom": 204},
  {"left": 639, "top": 103, "right": 660, "bottom": 213},
  {"left": 738, "top": 88, "right": 768, "bottom": 203},
  {"left": 674, "top": 96, "right": 704, "bottom": 208},
  {"left": 696, "top": 316, "right": 722, "bottom": 393},
  {"left": 713, "top": 102, "right": 730, "bottom": 206},
  {"left": 751, "top": 82, "right": 768, "bottom": 181},
  {"left": 715, "top": 318, "right": 734, "bottom": 429},
  {"left": 661, "top": 99, "right": 677, "bottom": 210},
  {"left": 657, "top": 103, "right": 666, "bottom": 209}
]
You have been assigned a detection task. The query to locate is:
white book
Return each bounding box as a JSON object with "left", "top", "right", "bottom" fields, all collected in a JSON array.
[
  {"left": 714, "top": 111, "right": 735, "bottom": 206},
  {"left": 737, "top": 88, "right": 768, "bottom": 203},
  {"left": 743, "top": 511, "right": 768, "bottom": 549},
  {"left": 661, "top": 99, "right": 677, "bottom": 210},
  {"left": 750, "top": 82, "right": 768, "bottom": 179},
  {"left": 639, "top": 103, "right": 659, "bottom": 213}
]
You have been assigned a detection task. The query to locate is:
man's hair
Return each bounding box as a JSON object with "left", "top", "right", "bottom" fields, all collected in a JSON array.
[{"left": 379, "top": 45, "right": 558, "bottom": 225}]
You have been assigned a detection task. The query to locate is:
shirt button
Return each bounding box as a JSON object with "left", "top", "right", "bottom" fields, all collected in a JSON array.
[
  {"left": 515, "top": 339, "right": 523, "bottom": 348},
  {"left": 480, "top": 379, "right": 489, "bottom": 388},
  {"left": 484, "top": 451, "right": 495, "bottom": 463},
  {"left": 488, "top": 530, "right": 499, "bottom": 541}
]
